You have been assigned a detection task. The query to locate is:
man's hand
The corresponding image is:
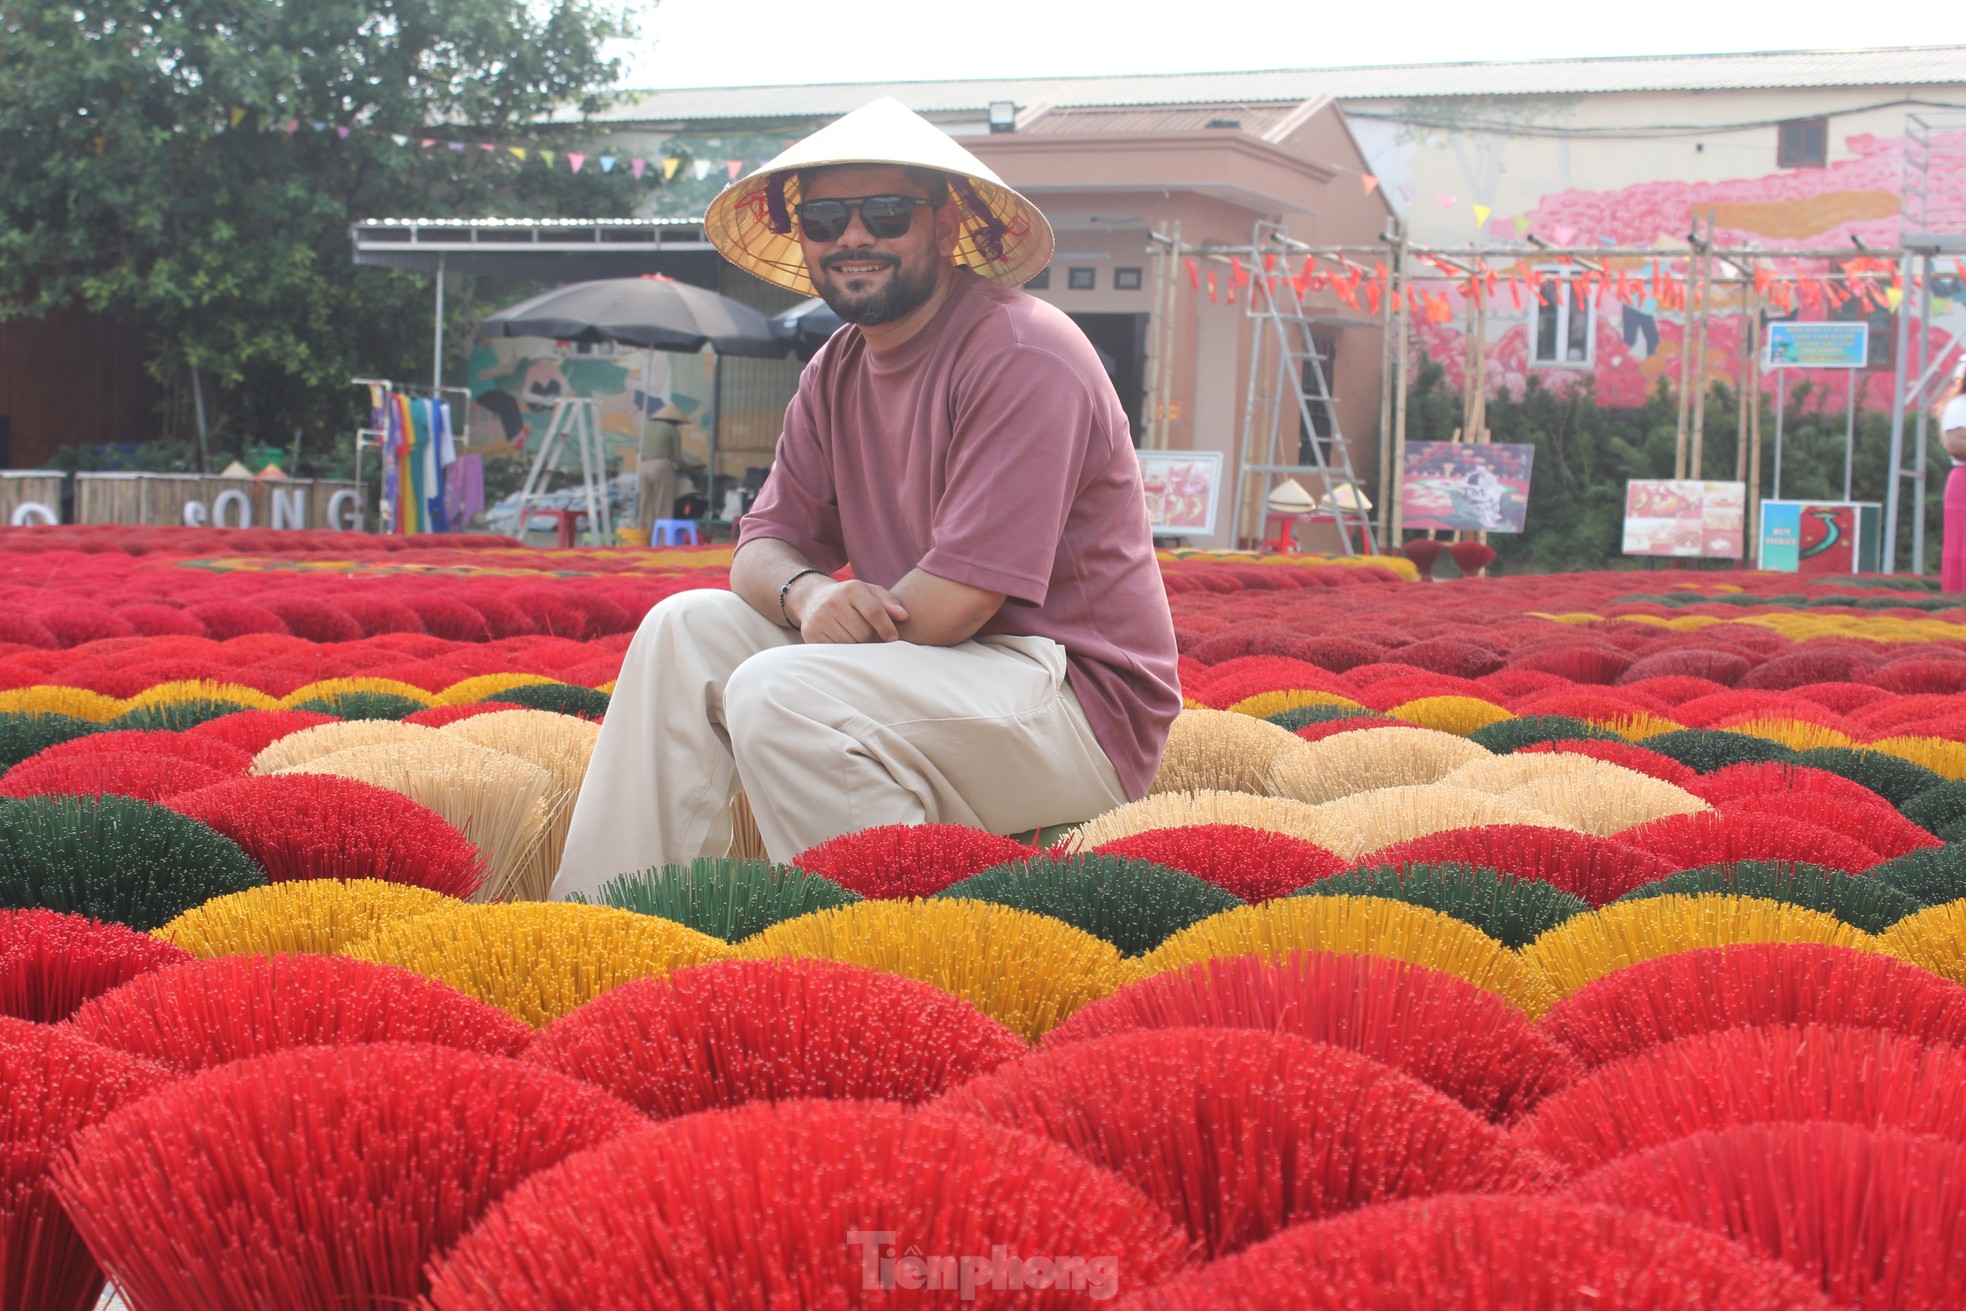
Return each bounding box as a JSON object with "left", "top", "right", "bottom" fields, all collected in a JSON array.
[{"left": 790, "top": 577, "right": 910, "bottom": 643}]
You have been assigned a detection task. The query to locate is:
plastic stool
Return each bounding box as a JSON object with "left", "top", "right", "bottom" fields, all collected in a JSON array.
[
  {"left": 547, "top": 508, "right": 588, "bottom": 548},
  {"left": 652, "top": 518, "right": 699, "bottom": 546}
]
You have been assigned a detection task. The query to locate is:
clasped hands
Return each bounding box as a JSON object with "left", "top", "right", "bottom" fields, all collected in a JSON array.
[{"left": 784, "top": 576, "right": 909, "bottom": 644}]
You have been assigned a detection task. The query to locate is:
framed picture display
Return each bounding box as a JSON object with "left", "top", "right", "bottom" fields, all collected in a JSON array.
[{"left": 1139, "top": 450, "right": 1224, "bottom": 537}]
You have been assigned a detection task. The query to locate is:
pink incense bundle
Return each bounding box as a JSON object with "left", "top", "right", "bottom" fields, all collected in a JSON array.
[
  {"left": 1124, "top": 1194, "right": 1831, "bottom": 1310},
  {"left": 0, "top": 752, "right": 232, "bottom": 803},
  {"left": 1518, "top": 1022, "right": 1966, "bottom": 1176},
  {"left": 525, "top": 957, "right": 1024, "bottom": 1118},
  {"left": 1618, "top": 809, "right": 1884, "bottom": 874},
  {"left": 1, "top": 1017, "right": 171, "bottom": 1311},
  {"left": 1567, "top": 1122, "right": 1966, "bottom": 1310},
  {"left": 791, "top": 822, "right": 1034, "bottom": 898},
  {"left": 167, "top": 773, "right": 486, "bottom": 897},
  {"left": 0, "top": 908, "right": 189, "bottom": 1022},
  {"left": 1690, "top": 760, "right": 1898, "bottom": 807},
  {"left": 1716, "top": 792, "right": 1939, "bottom": 860},
  {"left": 421, "top": 1099, "right": 1191, "bottom": 1311},
  {"left": 1362, "top": 823, "right": 1671, "bottom": 905},
  {"left": 184, "top": 708, "right": 336, "bottom": 756},
  {"left": 49, "top": 1042, "right": 643, "bottom": 1311},
  {"left": 939, "top": 1027, "right": 1554, "bottom": 1257},
  {"left": 1189, "top": 654, "right": 1355, "bottom": 704},
  {"left": 1089, "top": 824, "right": 1347, "bottom": 901},
  {"left": 25, "top": 729, "right": 252, "bottom": 775},
  {"left": 69, "top": 953, "right": 531, "bottom": 1071},
  {"left": 1540, "top": 942, "right": 1966, "bottom": 1070},
  {"left": 1043, "top": 951, "right": 1579, "bottom": 1122}
]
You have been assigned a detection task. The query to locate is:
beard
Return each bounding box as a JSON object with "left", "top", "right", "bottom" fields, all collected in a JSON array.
[{"left": 815, "top": 250, "right": 942, "bottom": 326}]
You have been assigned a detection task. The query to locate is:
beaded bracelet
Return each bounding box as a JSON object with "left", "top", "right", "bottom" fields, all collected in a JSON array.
[{"left": 778, "top": 568, "right": 826, "bottom": 626}]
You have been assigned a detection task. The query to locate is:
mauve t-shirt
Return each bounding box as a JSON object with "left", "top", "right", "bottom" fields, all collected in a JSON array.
[{"left": 736, "top": 269, "right": 1179, "bottom": 798}]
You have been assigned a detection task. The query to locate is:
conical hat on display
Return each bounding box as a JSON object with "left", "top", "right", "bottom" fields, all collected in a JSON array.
[
  {"left": 1266, "top": 478, "right": 1317, "bottom": 513},
  {"left": 704, "top": 97, "right": 1054, "bottom": 297}
]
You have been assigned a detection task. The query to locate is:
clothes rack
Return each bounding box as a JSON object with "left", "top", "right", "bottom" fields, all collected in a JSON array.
[{"left": 352, "top": 379, "right": 472, "bottom": 534}]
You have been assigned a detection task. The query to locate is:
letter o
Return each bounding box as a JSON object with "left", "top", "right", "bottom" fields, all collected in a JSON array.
[
  {"left": 211, "top": 488, "right": 252, "bottom": 529},
  {"left": 9, "top": 501, "right": 56, "bottom": 526}
]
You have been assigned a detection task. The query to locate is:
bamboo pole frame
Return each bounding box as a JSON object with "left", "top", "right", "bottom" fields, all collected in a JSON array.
[{"left": 1137, "top": 231, "right": 1937, "bottom": 567}]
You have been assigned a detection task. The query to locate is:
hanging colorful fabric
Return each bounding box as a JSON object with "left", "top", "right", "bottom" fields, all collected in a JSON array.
[
  {"left": 394, "top": 393, "right": 417, "bottom": 533},
  {"left": 406, "top": 398, "right": 431, "bottom": 534}
]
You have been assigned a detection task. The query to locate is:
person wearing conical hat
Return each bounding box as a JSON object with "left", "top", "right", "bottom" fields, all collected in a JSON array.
[
  {"left": 552, "top": 99, "right": 1178, "bottom": 889},
  {"left": 633, "top": 400, "right": 687, "bottom": 536}
]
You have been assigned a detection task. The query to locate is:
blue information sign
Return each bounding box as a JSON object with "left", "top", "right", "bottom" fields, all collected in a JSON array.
[{"left": 1765, "top": 322, "right": 1869, "bottom": 369}]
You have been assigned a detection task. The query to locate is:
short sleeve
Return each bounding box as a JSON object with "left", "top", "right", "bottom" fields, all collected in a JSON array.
[
  {"left": 736, "top": 382, "right": 849, "bottom": 574},
  {"left": 1945, "top": 397, "right": 1966, "bottom": 432},
  {"left": 917, "top": 345, "right": 1104, "bottom": 606}
]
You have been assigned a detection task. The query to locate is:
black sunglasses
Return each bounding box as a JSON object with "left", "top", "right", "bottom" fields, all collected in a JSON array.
[{"left": 795, "top": 194, "right": 935, "bottom": 243}]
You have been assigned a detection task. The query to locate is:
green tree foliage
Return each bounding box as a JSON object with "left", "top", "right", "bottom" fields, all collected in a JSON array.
[
  {"left": 1401, "top": 359, "right": 1944, "bottom": 574},
  {"left": 0, "top": 0, "right": 646, "bottom": 468}
]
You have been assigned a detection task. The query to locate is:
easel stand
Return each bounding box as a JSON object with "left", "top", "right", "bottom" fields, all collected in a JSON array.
[{"left": 512, "top": 397, "right": 612, "bottom": 546}]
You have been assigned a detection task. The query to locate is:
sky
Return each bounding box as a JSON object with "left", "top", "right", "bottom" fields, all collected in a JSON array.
[{"left": 610, "top": 0, "right": 1909, "bottom": 91}]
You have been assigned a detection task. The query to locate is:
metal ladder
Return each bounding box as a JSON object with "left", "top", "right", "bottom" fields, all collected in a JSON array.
[{"left": 1230, "top": 220, "right": 1377, "bottom": 556}]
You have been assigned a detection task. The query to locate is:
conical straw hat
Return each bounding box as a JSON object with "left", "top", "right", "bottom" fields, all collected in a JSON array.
[
  {"left": 1266, "top": 478, "right": 1316, "bottom": 513},
  {"left": 705, "top": 97, "right": 1054, "bottom": 297}
]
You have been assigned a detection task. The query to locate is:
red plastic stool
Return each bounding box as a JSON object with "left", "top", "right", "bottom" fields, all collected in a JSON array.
[{"left": 548, "top": 508, "right": 588, "bottom": 548}]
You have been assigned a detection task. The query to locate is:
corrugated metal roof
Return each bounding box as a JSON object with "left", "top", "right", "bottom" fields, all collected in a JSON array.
[
  {"left": 597, "top": 46, "right": 1966, "bottom": 123},
  {"left": 1020, "top": 105, "right": 1302, "bottom": 135}
]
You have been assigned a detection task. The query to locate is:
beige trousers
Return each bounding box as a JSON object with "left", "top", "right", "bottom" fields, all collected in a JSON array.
[
  {"left": 551, "top": 589, "right": 1127, "bottom": 899},
  {"left": 635, "top": 458, "right": 676, "bottom": 533}
]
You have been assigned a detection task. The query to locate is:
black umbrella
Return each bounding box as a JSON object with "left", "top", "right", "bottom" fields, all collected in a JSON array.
[
  {"left": 770, "top": 297, "right": 847, "bottom": 361},
  {"left": 483, "top": 275, "right": 785, "bottom": 358}
]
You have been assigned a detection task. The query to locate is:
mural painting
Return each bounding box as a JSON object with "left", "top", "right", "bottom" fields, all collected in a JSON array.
[
  {"left": 1366, "top": 122, "right": 1966, "bottom": 412},
  {"left": 463, "top": 338, "right": 719, "bottom": 474}
]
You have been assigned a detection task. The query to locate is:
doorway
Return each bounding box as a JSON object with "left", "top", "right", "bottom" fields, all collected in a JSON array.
[{"left": 1067, "top": 313, "right": 1149, "bottom": 445}]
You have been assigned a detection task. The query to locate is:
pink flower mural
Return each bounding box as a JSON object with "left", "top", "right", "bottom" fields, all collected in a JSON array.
[{"left": 1408, "top": 128, "right": 1966, "bottom": 411}]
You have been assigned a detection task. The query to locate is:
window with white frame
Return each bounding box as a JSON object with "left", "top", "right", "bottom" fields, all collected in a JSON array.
[{"left": 1531, "top": 268, "right": 1594, "bottom": 367}]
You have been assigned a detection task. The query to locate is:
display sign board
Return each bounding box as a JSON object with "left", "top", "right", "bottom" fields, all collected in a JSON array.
[
  {"left": 1765, "top": 322, "right": 1869, "bottom": 370},
  {"left": 1398, "top": 442, "right": 1535, "bottom": 533},
  {"left": 1757, "top": 500, "right": 1884, "bottom": 573},
  {"left": 1622, "top": 480, "right": 1746, "bottom": 559},
  {"left": 1139, "top": 450, "right": 1224, "bottom": 538}
]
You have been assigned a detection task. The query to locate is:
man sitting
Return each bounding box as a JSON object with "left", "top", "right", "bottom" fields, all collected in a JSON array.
[{"left": 552, "top": 98, "right": 1178, "bottom": 894}]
